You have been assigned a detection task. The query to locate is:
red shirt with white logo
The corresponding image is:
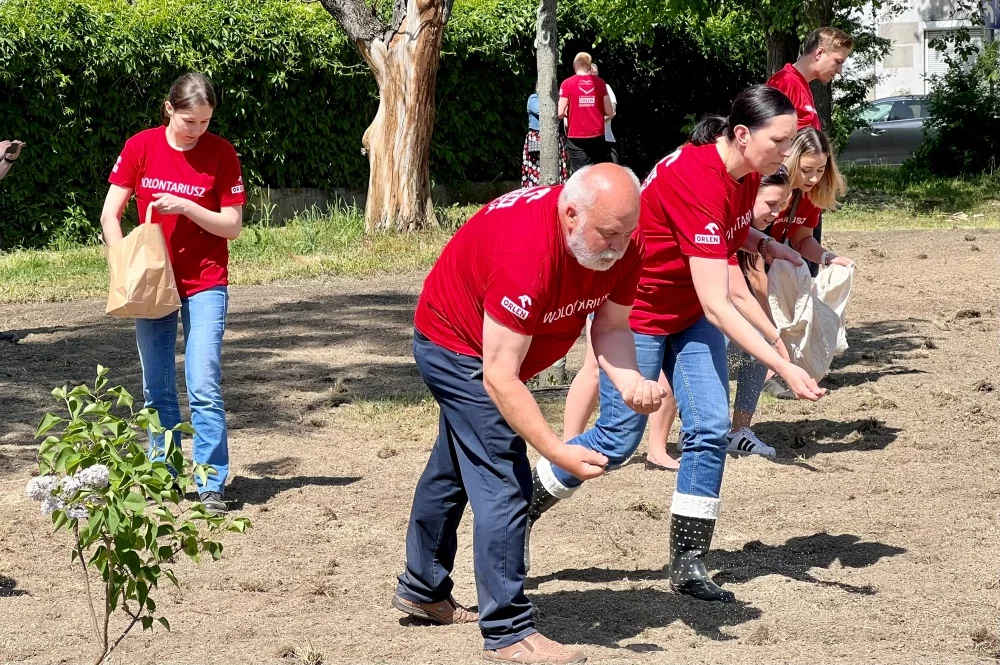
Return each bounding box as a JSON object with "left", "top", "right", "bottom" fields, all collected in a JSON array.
[
  {"left": 414, "top": 186, "right": 644, "bottom": 382},
  {"left": 631, "top": 143, "right": 761, "bottom": 336},
  {"left": 769, "top": 192, "right": 821, "bottom": 242},
  {"left": 766, "top": 64, "right": 822, "bottom": 131},
  {"left": 559, "top": 74, "right": 609, "bottom": 139},
  {"left": 109, "top": 126, "right": 246, "bottom": 298}
]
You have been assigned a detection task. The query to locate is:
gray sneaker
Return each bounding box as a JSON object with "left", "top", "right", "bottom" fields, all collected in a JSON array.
[{"left": 198, "top": 491, "right": 228, "bottom": 516}]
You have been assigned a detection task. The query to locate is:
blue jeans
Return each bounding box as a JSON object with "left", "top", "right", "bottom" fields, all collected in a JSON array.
[
  {"left": 397, "top": 332, "right": 535, "bottom": 651},
  {"left": 727, "top": 342, "right": 767, "bottom": 414},
  {"left": 135, "top": 286, "right": 230, "bottom": 494},
  {"left": 552, "top": 317, "right": 731, "bottom": 500}
]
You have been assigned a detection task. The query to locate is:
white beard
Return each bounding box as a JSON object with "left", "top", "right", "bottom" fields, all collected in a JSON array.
[{"left": 567, "top": 226, "right": 625, "bottom": 272}]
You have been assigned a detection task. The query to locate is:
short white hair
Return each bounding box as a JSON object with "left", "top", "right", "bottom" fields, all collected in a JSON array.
[
  {"left": 560, "top": 166, "right": 598, "bottom": 213},
  {"left": 559, "top": 164, "right": 641, "bottom": 218}
]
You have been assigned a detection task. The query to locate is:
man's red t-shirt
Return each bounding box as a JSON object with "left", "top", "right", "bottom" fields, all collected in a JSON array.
[
  {"left": 769, "top": 193, "right": 821, "bottom": 242},
  {"left": 109, "top": 126, "right": 246, "bottom": 298},
  {"left": 630, "top": 143, "right": 761, "bottom": 336},
  {"left": 766, "top": 64, "right": 822, "bottom": 131},
  {"left": 414, "top": 186, "right": 644, "bottom": 382},
  {"left": 559, "top": 74, "right": 609, "bottom": 139}
]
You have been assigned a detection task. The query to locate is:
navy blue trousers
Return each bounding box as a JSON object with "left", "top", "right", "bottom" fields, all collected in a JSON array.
[{"left": 396, "top": 332, "right": 536, "bottom": 650}]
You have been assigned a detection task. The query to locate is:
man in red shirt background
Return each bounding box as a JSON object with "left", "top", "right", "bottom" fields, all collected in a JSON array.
[
  {"left": 767, "top": 26, "right": 853, "bottom": 275},
  {"left": 559, "top": 52, "right": 615, "bottom": 173},
  {"left": 392, "top": 164, "right": 666, "bottom": 664},
  {"left": 766, "top": 26, "right": 854, "bottom": 132}
]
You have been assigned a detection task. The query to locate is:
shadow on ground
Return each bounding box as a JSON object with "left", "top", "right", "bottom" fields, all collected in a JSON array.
[
  {"left": 0, "top": 575, "right": 26, "bottom": 597},
  {"left": 533, "top": 587, "right": 760, "bottom": 649},
  {"left": 528, "top": 531, "right": 906, "bottom": 607},
  {"left": 0, "top": 291, "right": 427, "bottom": 475}
]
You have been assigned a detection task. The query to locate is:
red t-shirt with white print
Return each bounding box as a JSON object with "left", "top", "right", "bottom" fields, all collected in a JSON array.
[
  {"left": 766, "top": 64, "right": 822, "bottom": 131},
  {"left": 559, "top": 74, "right": 609, "bottom": 139},
  {"left": 414, "top": 185, "right": 644, "bottom": 382},
  {"left": 630, "top": 142, "right": 760, "bottom": 336},
  {"left": 109, "top": 126, "right": 246, "bottom": 298},
  {"left": 769, "top": 192, "right": 821, "bottom": 242}
]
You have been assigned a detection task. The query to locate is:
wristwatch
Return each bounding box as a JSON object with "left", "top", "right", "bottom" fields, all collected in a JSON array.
[
  {"left": 821, "top": 251, "right": 834, "bottom": 265},
  {"left": 3, "top": 156, "right": 16, "bottom": 164}
]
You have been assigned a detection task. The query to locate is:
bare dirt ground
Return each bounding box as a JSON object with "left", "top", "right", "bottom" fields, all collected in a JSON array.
[{"left": 1, "top": 229, "right": 998, "bottom": 665}]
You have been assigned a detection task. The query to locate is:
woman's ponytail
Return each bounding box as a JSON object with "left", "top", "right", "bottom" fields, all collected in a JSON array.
[{"left": 689, "top": 115, "right": 730, "bottom": 146}]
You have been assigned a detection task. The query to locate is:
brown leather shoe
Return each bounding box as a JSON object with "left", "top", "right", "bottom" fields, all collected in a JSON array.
[
  {"left": 392, "top": 593, "right": 478, "bottom": 625},
  {"left": 483, "top": 632, "right": 587, "bottom": 664}
]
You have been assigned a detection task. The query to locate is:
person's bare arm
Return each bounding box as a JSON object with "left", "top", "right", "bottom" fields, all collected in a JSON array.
[
  {"left": 100, "top": 184, "right": 133, "bottom": 247},
  {"left": 603, "top": 95, "right": 615, "bottom": 120},
  {"left": 150, "top": 193, "right": 243, "bottom": 240},
  {"left": 0, "top": 140, "right": 23, "bottom": 181},
  {"left": 482, "top": 314, "right": 608, "bottom": 479},
  {"left": 744, "top": 227, "right": 804, "bottom": 266},
  {"left": 690, "top": 256, "right": 823, "bottom": 400},
  {"left": 789, "top": 225, "right": 854, "bottom": 267},
  {"left": 728, "top": 263, "right": 789, "bottom": 363},
  {"left": 590, "top": 301, "right": 666, "bottom": 414},
  {"left": 557, "top": 97, "right": 569, "bottom": 120}
]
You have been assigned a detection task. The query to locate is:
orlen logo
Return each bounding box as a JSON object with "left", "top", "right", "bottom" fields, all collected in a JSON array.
[
  {"left": 112, "top": 155, "right": 123, "bottom": 174},
  {"left": 231, "top": 176, "right": 244, "bottom": 195},
  {"left": 695, "top": 222, "right": 721, "bottom": 245},
  {"left": 501, "top": 295, "right": 530, "bottom": 320}
]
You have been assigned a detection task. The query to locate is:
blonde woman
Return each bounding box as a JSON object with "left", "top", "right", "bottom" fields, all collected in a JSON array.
[
  {"left": 767, "top": 127, "right": 852, "bottom": 267},
  {"left": 758, "top": 127, "right": 852, "bottom": 399}
]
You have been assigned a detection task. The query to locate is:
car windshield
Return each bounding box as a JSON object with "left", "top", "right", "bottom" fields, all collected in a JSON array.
[{"left": 862, "top": 102, "right": 893, "bottom": 123}]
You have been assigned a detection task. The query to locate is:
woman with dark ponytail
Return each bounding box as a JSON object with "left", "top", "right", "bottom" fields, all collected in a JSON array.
[
  {"left": 526, "top": 86, "right": 825, "bottom": 602},
  {"left": 100, "top": 73, "right": 246, "bottom": 516}
]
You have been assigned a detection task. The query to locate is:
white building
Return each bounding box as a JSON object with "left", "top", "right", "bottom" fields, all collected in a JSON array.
[{"left": 869, "top": 0, "right": 992, "bottom": 98}]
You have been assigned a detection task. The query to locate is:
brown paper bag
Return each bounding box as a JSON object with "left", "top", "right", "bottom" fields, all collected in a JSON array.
[{"left": 105, "top": 207, "right": 182, "bottom": 319}]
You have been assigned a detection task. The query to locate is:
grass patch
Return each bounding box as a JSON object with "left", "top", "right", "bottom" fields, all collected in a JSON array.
[
  {"left": 1, "top": 168, "right": 998, "bottom": 304},
  {"left": 828, "top": 165, "right": 1000, "bottom": 230},
  {"left": 0, "top": 205, "right": 451, "bottom": 304}
]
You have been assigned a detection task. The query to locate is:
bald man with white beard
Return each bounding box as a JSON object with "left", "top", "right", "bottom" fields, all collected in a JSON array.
[{"left": 392, "top": 164, "right": 667, "bottom": 664}]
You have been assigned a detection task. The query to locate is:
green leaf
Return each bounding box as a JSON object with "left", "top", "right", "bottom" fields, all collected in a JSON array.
[
  {"left": 164, "top": 569, "right": 179, "bottom": 588},
  {"left": 52, "top": 510, "right": 68, "bottom": 531},
  {"left": 158, "top": 617, "right": 170, "bottom": 631},
  {"left": 195, "top": 465, "right": 208, "bottom": 487},
  {"left": 228, "top": 518, "right": 251, "bottom": 534},
  {"left": 120, "top": 550, "right": 141, "bottom": 576},
  {"left": 122, "top": 491, "right": 146, "bottom": 513},
  {"left": 107, "top": 505, "right": 121, "bottom": 534},
  {"left": 141, "top": 616, "right": 153, "bottom": 631},
  {"left": 35, "top": 413, "right": 64, "bottom": 438}
]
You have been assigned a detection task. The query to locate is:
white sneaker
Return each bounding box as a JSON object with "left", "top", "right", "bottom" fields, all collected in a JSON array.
[{"left": 727, "top": 428, "right": 777, "bottom": 459}]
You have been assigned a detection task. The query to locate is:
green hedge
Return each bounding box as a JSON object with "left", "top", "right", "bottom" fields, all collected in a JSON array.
[{"left": 0, "top": 0, "right": 763, "bottom": 247}]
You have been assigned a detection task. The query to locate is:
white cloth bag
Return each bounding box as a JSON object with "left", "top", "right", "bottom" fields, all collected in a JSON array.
[{"left": 767, "top": 260, "right": 854, "bottom": 380}]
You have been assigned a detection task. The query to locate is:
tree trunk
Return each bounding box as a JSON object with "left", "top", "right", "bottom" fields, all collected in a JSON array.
[
  {"left": 320, "top": 0, "right": 450, "bottom": 232},
  {"left": 535, "top": 0, "right": 560, "bottom": 186},
  {"left": 357, "top": 0, "right": 444, "bottom": 232},
  {"left": 766, "top": 29, "right": 800, "bottom": 77}
]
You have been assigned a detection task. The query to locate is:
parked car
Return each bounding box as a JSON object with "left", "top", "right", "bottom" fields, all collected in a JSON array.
[{"left": 839, "top": 95, "right": 930, "bottom": 166}]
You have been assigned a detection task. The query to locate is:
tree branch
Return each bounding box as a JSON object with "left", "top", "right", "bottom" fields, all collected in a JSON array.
[
  {"left": 74, "top": 526, "right": 104, "bottom": 658},
  {"left": 318, "top": 0, "right": 387, "bottom": 45}
]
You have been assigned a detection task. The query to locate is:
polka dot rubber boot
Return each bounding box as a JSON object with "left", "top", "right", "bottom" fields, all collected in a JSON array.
[
  {"left": 667, "top": 514, "right": 735, "bottom": 602},
  {"left": 525, "top": 466, "right": 561, "bottom": 573}
]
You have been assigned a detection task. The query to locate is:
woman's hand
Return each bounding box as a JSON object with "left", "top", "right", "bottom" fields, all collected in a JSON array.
[
  {"left": 830, "top": 255, "right": 854, "bottom": 267},
  {"left": 779, "top": 362, "right": 826, "bottom": 401},
  {"left": 151, "top": 192, "right": 191, "bottom": 216}
]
